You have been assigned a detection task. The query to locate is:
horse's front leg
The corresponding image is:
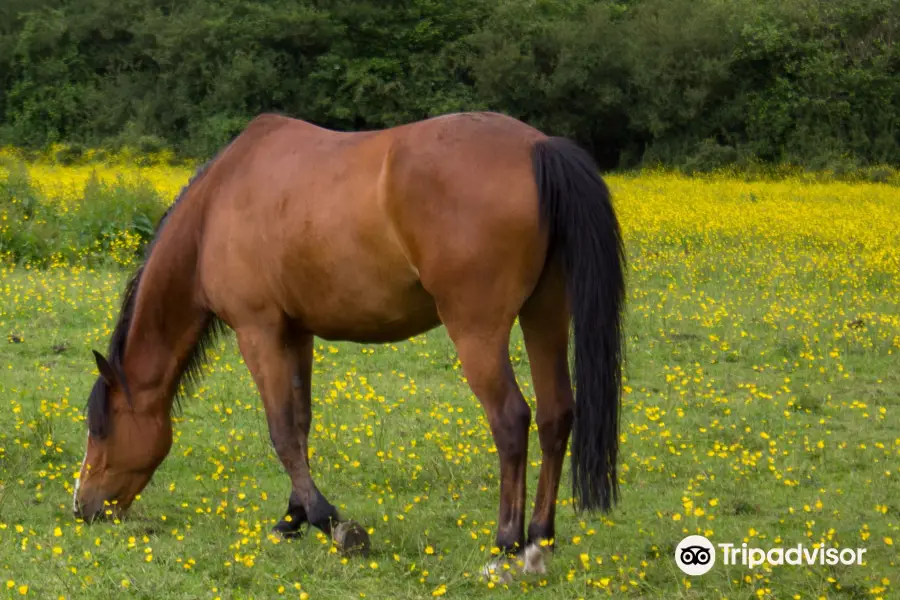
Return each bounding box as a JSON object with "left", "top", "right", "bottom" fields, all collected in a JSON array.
[{"left": 235, "top": 324, "right": 370, "bottom": 556}]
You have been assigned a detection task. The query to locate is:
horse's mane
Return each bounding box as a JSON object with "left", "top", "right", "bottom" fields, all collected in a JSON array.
[{"left": 85, "top": 160, "right": 226, "bottom": 439}]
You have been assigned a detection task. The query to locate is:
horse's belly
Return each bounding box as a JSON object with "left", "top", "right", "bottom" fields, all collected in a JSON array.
[
  {"left": 309, "top": 307, "right": 441, "bottom": 343},
  {"left": 285, "top": 275, "right": 441, "bottom": 343}
]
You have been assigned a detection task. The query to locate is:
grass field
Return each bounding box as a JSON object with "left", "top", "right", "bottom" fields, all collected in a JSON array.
[{"left": 1, "top": 159, "right": 899, "bottom": 599}]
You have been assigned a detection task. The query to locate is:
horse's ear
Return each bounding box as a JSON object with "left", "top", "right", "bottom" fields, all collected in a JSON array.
[{"left": 93, "top": 350, "right": 117, "bottom": 385}]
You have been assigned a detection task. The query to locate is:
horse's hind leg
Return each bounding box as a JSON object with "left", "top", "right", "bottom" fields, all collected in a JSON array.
[
  {"left": 452, "top": 328, "right": 531, "bottom": 570},
  {"left": 431, "top": 293, "right": 532, "bottom": 577},
  {"left": 518, "top": 264, "right": 573, "bottom": 574},
  {"left": 235, "top": 323, "right": 370, "bottom": 556}
]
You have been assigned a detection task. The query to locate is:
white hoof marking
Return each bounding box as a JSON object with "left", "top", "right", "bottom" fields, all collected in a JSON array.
[
  {"left": 523, "top": 542, "right": 549, "bottom": 574},
  {"left": 481, "top": 543, "right": 550, "bottom": 582},
  {"left": 481, "top": 558, "right": 515, "bottom": 584}
]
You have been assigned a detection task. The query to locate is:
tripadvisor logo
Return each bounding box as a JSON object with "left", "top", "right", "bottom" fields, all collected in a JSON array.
[
  {"left": 674, "top": 535, "right": 868, "bottom": 576},
  {"left": 675, "top": 535, "right": 716, "bottom": 576}
]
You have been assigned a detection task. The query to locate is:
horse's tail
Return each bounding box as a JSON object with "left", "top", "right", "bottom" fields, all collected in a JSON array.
[{"left": 531, "top": 136, "right": 626, "bottom": 513}]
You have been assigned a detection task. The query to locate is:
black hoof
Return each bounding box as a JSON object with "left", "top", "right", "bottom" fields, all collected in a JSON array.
[
  {"left": 273, "top": 513, "right": 308, "bottom": 539},
  {"left": 273, "top": 493, "right": 310, "bottom": 539},
  {"left": 333, "top": 520, "right": 370, "bottom": 557}
]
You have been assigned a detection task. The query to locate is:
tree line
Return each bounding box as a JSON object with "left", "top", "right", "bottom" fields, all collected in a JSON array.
[{"left": 0, "top": 0, "right": 897, "bottom": 170}]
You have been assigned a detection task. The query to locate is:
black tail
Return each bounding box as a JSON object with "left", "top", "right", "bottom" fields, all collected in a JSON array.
[{"left": 531, "top": 136, "right": 626, "bottom": 513}]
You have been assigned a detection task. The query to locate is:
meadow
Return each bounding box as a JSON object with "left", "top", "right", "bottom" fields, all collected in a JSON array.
[{"left": 0, "top": 150, "right": 898, "bottom": 599}]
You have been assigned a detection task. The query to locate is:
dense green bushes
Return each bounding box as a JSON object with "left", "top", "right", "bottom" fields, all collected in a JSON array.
[
  {"left": 0, "top": 162, "right": 166, "bottom": 266},
  {"left": 0, "top": 0, "right": 898, "bottom": 169}
]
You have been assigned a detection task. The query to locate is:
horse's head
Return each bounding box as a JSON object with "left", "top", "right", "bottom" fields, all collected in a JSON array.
[{"left": 73, "top": 350, "right": 173, "bottom": 521}]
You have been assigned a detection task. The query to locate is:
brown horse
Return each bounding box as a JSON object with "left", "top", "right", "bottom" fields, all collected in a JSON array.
[{"left": 73, "top": 111, "right": 626, "bottom": 575}]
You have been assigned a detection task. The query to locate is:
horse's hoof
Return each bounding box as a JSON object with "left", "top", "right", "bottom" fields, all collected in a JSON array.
[
  {"left": 273, "top": 516, "right": 307, "bottom": 539},
  {"left": 333, "top": 520, "right": 370, "bottom": 557},
  {"left": 523, "top": 542, "right": 550, "bottom": 574},
  {"left": 481, "top": 558, "right": 516, "bottom": 584},
  {"left": 481, "top": 543, "right": 550, "bottom": 582}
]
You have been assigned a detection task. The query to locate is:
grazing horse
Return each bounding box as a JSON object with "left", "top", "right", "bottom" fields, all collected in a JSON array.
[{"left": 73, "top": 111, "right": 626, "bottom": 574}]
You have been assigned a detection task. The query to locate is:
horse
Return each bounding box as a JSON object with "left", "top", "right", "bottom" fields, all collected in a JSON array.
[{"left": 73, "top": 111, "right": 626, "bottom": 576}]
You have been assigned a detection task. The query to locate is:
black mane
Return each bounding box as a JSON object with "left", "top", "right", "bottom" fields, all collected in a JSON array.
[{"left": 86, "top": 161, "right": 225, "bottom": 439}]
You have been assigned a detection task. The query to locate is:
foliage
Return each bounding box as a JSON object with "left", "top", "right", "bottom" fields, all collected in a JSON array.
[
  {"left": 0, "top": 156, "right": 170, "bottom": 266},
  {"left": 0, "top": 0, "right": 897, "bottom": 169}
]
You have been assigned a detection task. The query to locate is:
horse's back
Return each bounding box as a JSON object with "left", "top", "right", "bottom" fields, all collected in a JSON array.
[{"left": 198, "top": 112, "right": 550, "bottom": 340}]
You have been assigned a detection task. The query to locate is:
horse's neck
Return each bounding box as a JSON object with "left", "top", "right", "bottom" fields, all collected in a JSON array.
[{"left": 121, "top": 203, "right": 208, "bottom": 411}]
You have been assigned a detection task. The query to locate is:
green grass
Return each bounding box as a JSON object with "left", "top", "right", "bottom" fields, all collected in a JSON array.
[{"left": 0, "top": 179, "right": 898, "bottom": 598}]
